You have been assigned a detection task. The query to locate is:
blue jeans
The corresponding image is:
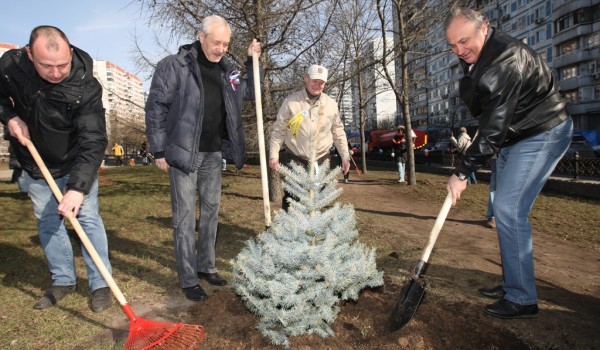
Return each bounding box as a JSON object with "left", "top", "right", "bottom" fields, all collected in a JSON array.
[
  {"left": 170, "top": 152, "right": 222, "bottom": 288},
  {"left": 397, "top": 161, "right": 406, "bottom": 181},
  {"left": 25, "top": 173, "right": 111, "bottom": 291},
  {"left": 494, "top": 118, "right": 572, "bottom": 305},
  {"left": 486, "top": 159, "right": 497, "bottom": 219}
]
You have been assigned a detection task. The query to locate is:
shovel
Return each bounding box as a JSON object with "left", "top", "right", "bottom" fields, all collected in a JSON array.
[{"left": 390, "top": 191, "right": 453, "bottom": 331}]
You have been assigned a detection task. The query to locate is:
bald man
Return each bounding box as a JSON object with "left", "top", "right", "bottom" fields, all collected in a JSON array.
[{"left": 0, "top": 26, "right": 113, "bottom": 312}]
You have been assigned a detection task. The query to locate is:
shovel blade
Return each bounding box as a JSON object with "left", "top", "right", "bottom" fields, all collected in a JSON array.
[{"left": 390, "top": 277, "right": 426, "bottom": 332}]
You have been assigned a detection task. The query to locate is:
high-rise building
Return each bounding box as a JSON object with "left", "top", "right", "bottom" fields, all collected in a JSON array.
[{"left": 363, "top": 37, "right": 397, "bottom": 130}]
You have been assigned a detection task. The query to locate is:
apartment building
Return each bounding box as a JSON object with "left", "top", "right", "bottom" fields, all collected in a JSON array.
[
  {"left": 367, "top": 37, "right": 398, "bottom": 130},
  {"left": 93, "top": 60, "right": 145, "bottom": 132}
]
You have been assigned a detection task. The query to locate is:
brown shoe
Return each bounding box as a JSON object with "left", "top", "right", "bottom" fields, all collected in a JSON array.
[{"left": 485, "top": 217, "right": 496, "bottom": 229}]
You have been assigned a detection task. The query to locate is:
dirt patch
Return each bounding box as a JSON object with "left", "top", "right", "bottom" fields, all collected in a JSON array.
[{"left": 109, "top": 173, "right": 600, "bottom": 349}]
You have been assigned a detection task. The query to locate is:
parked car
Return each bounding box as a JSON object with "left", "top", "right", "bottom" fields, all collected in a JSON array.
[
  {"left": 564, "top": 135, "right": 596, "bottom": 158},
  {"left": 415, "top": 140, "right": 453, "bottom": 164}
]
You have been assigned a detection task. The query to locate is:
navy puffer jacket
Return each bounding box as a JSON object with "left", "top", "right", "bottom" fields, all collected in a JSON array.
[{"left": 145, "top": 41, "right": 261, "bottom": 172}]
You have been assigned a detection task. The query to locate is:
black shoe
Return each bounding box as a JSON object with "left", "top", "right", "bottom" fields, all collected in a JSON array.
[
  {"left": 90, "top": 287, "right": 113, "bottom": 313},
  {"left": 183, "top": 285, "right": 207, "bottom": 301},
  {"left": 478, "top": 285, "right": 505, "bottom": 299},
  {"left": 198, "top": 272, "right": 227, "bottom": 286},
  {"left": 34, "top": 285, "right": 77, "bottom": 309},
  {"left": 483, "top": 298, "right": 539, "bottom": 319}
]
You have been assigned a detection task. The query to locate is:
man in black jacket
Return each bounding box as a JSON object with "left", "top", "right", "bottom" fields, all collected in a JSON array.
[
  {"left": 145, "top": 15, "right": 262, "bottom": 301},
  {"left": 0, "top": 26, "right": 113, "bottom": 312},
  {"left": 445, "top": 7, "right": 573, "bottom": 319}
]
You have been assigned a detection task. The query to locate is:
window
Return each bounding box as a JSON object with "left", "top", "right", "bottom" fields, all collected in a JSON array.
[
  {"left": 594, "top": 85, "right": 600, "bottom": 100},
  {"left": 562, "top": 90, "right": 577, "bottom": 103},
  {"left": 561, "top": 66, "right": 578, "bottom": 80},
  {"left": 560, "top": 40, "right": 577, "bottom": 55}
]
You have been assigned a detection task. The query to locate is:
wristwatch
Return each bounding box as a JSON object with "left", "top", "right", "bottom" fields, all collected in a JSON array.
[{"left": 454, "top": 171, "right": 468, "bottom": 181}]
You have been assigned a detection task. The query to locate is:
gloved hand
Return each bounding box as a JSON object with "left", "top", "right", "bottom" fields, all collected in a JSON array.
[{"left": 391, "top": 152, "right": 395, "bottom": 157}]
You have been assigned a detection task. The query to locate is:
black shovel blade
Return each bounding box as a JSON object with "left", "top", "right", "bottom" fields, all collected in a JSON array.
[{"left": 390, "top": 277, "right": 426, "bottom": 332}]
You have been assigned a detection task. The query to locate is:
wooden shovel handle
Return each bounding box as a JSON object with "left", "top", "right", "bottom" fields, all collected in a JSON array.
[
  {"left": 420, "top": 191, "right": 453, "bottom": 263},
  {"left": 24, "top": 139, "right": 128, "bottom": 306}
]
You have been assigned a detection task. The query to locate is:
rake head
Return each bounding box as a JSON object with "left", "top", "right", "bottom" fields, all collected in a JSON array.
[{"left": 124, "top": 316, "right": 205, "bottom": 350}]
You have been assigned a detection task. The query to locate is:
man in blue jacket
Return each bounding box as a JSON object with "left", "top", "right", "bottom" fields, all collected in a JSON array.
[
  {"left": 0, "top": 26, "right": 113, "bottom": 312},
  {"left": 145, "top": 15, "right": 262, "bottom": 301}
]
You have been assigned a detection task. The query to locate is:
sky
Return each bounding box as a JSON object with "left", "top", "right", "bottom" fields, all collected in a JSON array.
[{"left": 0, "top": 1, "right": 179, "bottom": 90}]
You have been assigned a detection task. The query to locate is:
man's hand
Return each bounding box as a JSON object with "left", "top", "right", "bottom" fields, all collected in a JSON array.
[
  {"left": 447, "top": 174, "right": 468, "bottom": 206},
  {"left": 155, "top": 158, "right": 169, "bottom": 172},
  {"left": 342, "top": 160, "right": 350, "bottom": 174},
  {"left": 58, "top": 190, "right": 85, "bottom": 218},
  {"left": 7, "top": 117, "right": 30, "bottom": 145},
  {"left": 247, "top": 38, "right": 262, "bottom": 57},
  {"left": 268, "top": 158, "right": 280, "bottom": 171}
]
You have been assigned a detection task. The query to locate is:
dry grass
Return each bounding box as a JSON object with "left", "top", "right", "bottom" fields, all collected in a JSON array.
[{"left": 0, "top": 164, "right": 598, "bottom": 349}]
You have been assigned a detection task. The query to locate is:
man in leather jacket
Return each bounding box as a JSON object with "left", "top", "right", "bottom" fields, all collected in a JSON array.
[
  {"left": 445, "top": 7, "right": 573, "bottom": 319},
  {"left": 0, "top": 26, "right": 113, "bottom": 312},
  {"left": 145, "top": 15, "right": 262, "bottom": 302}
]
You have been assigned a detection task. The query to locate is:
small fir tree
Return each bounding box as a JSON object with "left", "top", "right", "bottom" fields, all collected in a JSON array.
[{"left": 231, "top": 152, "right": 384, "bottom": 348}]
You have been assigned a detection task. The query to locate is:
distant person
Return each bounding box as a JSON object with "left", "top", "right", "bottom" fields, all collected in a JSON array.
[
  {"left": 0, "top": 25, "right": 113, "bottom": 312},
  {"left": 269, "top": 64, "right": 350, "bottom": 209},
  {"left": 392, "top": 125, "right": 408, "bottom": 183},
  {"left": 145, "top": 15, "right": 262, "bottom": 302},
  {"left": 140, "top": 140, "right": 149, "bottom": 165},
  {"left": 445, "top": 7, "right": 572, "bottom": 319},
  {"left": 450, "top": 127, "right": 476, "bottom": 184},
  {"left": 112, "top": 142, "right": 124, "bottom": 166}
]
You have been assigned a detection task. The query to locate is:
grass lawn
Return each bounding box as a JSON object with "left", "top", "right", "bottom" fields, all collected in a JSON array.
[{"left": 0, "top": 164, "right": 598, "bottom": 349}]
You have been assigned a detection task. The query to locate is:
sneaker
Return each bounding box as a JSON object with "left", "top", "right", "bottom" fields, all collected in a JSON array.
[
  {"left": 344, "top": 179, "right": 349, "bottom": 183},
  {"left": 34, "top": 285, "right": 77, "bottom": 310},
  {"left": 398, "top": 179, "right": 405, "bottom": 183},
  {"left": 90, "top": 287, "right": 113, "bottom": 313},
  {"left": 183, "top": 285, "right": 208, "bottom": 301}
]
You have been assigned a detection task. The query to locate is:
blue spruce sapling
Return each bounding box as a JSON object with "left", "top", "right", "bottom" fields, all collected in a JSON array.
[{"left": 231, "top": 152, "right": 384, "bottom": 348}]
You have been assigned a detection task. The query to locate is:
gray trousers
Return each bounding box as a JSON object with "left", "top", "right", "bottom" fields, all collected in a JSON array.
[{"left": 169, "top": 152, "right": 222, "bottom": 288}]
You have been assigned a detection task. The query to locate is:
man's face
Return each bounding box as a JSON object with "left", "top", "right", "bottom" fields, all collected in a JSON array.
[
  {"left": 26, "top": 37, "right": 72, "bottom": 84},
  {"left": 199, "top": 24, "right": 231, "bottom": 63},
  {"left": 304, "top": 76, "right": 326, "bottom": 96},
  {"left": 446, "top": 17, "right": 488, "bottom": 65}
]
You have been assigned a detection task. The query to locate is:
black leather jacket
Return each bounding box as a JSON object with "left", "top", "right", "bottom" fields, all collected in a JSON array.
[{"left": 456, "top": 27, "right": 568, "bottom": 175}]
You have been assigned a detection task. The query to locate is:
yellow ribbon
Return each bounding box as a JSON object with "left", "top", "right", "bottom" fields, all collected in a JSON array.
[{"left": 286, "top": 111, "right": 305, "bottom": 138}]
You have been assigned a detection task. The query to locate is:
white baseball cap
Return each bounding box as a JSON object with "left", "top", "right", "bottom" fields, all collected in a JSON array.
[{"left": 306, "top": 64, "right": 328, "bottom": 82}]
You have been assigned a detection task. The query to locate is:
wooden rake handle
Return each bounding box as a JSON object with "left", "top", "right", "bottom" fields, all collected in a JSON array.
[{"left": 24, "top": 139, "right": 128, "bottom": 306}]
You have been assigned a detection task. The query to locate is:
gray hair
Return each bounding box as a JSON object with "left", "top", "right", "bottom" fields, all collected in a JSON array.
[
  {"left": 199, "top": 15, "right": 230, "bottom": 36},
  {"left": 444, "top": 7, "right": 487, "bottom": 31}
]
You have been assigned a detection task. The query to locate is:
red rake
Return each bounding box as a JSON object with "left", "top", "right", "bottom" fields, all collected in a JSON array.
[
  {"left": 350, "top": 156, "right": 362, "bottom": 176},
  {"left": 25, "top": 140, "right": 205, "bottom": 349}
]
